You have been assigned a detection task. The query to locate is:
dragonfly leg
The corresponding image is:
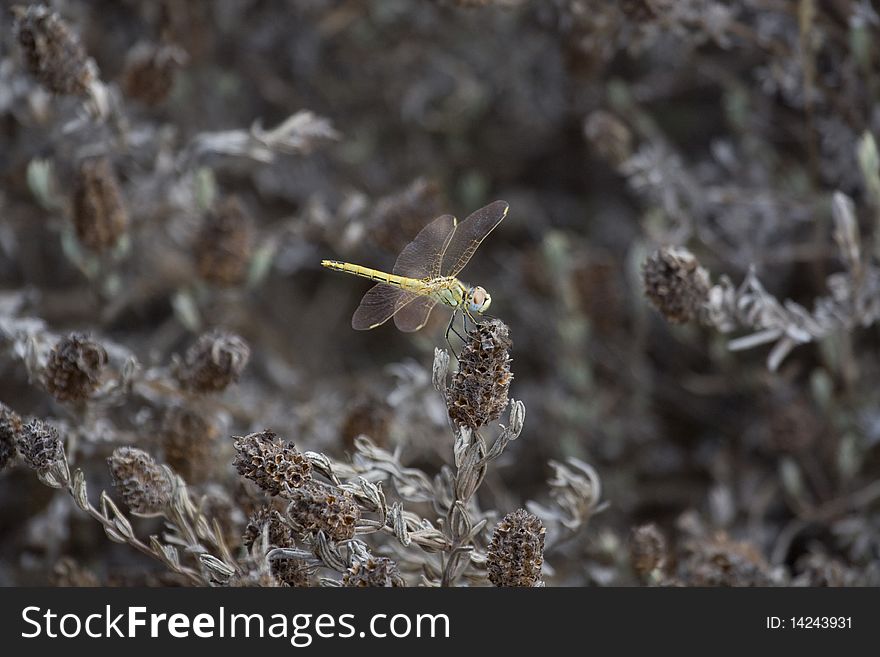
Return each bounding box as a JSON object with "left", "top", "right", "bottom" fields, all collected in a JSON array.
[
  {"left": 445, "top": 311, "right": 459, "bottom": 359},
  {"left": 445, "top": 310, "right": 468, "bottom": 359},
  {"left": 463, "top": 308, "right": 481, "bottom": 332}
]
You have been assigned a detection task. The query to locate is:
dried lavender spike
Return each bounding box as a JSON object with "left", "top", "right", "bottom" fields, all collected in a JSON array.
[
  {"left": 0, "top": 403, "right": 23, "bottom": 472},
  {"left": 107, "top": 447, "right": 172, "bottom": 514},
  {"left": 343, "top": 556, "right": 405, "bottom": 587},
  {"left": 286, "top": 482, "right": 360, "bottom": 542},
  {"left": 447, "top": 319, "right": 513, "bottom": 430},
  {"left": 176, "top": 329, "right": 250, "bottom": 392},
  {"left": 642, "top": 246, "right": 710, "bottom": 324},
  {"left": 44, "top": 332, "right": 108, "bottom": 402},
  {"left": 487, "top": 508, "right": 545, "bottom": 587},
  {"left": 13, "top": 5, "right": 98, "bottom": 96},
  {"left": 15, "top": 418, "right": 64, "bottom": 473},
  {"left": 243, "top": 506, "right": 310, "bottom": 587},
  {"left": 72, "top": 157, "right": 129, "bottom": 253},
  {"left": 233, "top": 430, "right": 312, "bottom": 496},
  {"left": 195, "top": 196, "right": 254, "bottom": 286}
]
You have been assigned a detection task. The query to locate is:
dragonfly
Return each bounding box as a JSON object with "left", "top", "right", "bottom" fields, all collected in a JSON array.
[{"left": 321, "top": 200, "right": 509, "bottom": 334}]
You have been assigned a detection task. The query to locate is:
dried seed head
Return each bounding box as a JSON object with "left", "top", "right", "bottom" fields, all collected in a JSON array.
[
  {"left": 44, "top": 332, "right": 108, "bottom": 402},
  {"left": 271, "top": 556, "right": 311, "bottom": 588},
  {"left": 678, "top": 531, "right": 773, "bottom": 587},
  {"left": 447, "top": 319, "right": 513, "bottom": 430},
  {"left": 176, "top": 329, "right": 251, "bottom": 393},
  {"left": 243, "top": 506, "right": 294, "bottom": 552},
  {"left": 72, "top": 157, "right": 129, "bottom": 252},
  {"left": 13, "top": 5, "right": 97, "bottom": 96},
  {"left": 343, "top": 556, "right": 405, "bottom": 587},
  {"left": 16, "top": 418, "right": 64, "bottom": 472},
  {"left": 642, "top": 246, "right": 710, "bottom": 324},
  {"left": 233, "top": 430, "right": 312, "bottom": 496},
  {"left": 287, "top": 482, "right": 360, "bottom": 542},
  {"left": 122, "top": 43, "right": 185, "bottom": 106},
  {"left": 195, "top": 196, "right": 254, "bottom": 286},
  {"left": 584, "top": 110, "right": 633, "bottom": 167},
  {"left": 243, "top": 506, "right": 310, "bottom": 587},
  {"left": 0, "top": 403, "right": 23, "bottom": 471},
  {"left": 487, "top": 508, "right": 545, "bottom": 587},
  {"left": 160, "top": 405, "right": 218, "bottom": 484},
  {"left": 630, "top": 523, "right": 668, "bottom": 578},
  {"left": 107, "top": 447, "right": 172, "bottom": 514}
]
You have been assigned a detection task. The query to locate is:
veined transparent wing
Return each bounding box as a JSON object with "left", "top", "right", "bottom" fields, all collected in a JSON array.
[
  {"left": 393, "top": 296, "right": 438, "bottom": 332},
  {"left": 441, "top": 200, "right": 509, "bottom": 277},
  {"left": 351, "top": 284, "right": 419, "bottom": 330},
  {"left": 392, "top": 214, "right": 456, "bottom": 280}
]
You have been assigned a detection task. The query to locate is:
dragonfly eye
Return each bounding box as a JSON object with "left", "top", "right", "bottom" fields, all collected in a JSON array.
[{"left": 469, "top": 286, "right": 491, "bottom": 313}]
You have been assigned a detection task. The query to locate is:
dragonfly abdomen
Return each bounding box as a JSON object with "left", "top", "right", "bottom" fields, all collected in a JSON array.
[{"left": 321, "top": 260, "right": 418, "bottom": 290}]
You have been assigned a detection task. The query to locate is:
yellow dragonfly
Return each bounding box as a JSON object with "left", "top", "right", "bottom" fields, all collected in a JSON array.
[{"left": 322, "top": 200, "right": 509, "bottom": 333}]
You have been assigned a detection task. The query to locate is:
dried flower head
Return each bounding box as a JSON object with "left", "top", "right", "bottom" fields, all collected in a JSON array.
[
  {"left": 13, "top": 5, "right": 97, "bottom": 96},
  {"left": 72, "top": 157, "right": 129, "bottom": 252},
  {"left": 195, "top": 196, "right": 254, "bottom": 286},
  {"left": 107, "top": 447, "right": 172, "bottom": 514},
  {"left": 16, "top": 418, "right": 63, "bottom": 472},
  {"left": 160, "top": 405, "right": 218, "bottom": 484},
  {"left": 287, "top": 482, "right": 360, "bottom": 542},
  {"left": 487, "top": 508, "right": 545, "bottom": 587},
  {"left": 630, "top": 523, "right": 668, "bottom": 578},
  {"left": 243, "top": 506, "right": 310, "bottom": 587},
  {"left": 642, "top": 246, "right": 710, "bottom": 324},
  {"left": 122, "top": 42, "right": 185, "bottom": 105},
  {"left": 233, "top": 430, "right": 312, "bottom": 496},
  {"left": 0, "top": 403, "right": 23, "bottom": 472},
  {"left": 343, "top": 556, "right": 405, "bottom": 587},
  {"left": 176, "top": 329, "right": 251, "bottom": 392},
  {"left": 584, "top": 110, "right": 634, "bottom": 167},
  {"left": 447, "top": 319, "right": 513, "bottom": 429},
  {"left": 677, "top": 531, "right": 773, "bottom": 587},
  {"left": 243, "top": 506, "right": 293, "bottom": 552},
  {"left": 44, "top": 332, "right": 108, "bottom": 402}
]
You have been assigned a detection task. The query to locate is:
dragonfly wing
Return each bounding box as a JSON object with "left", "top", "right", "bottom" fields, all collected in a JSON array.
[
  {"left": 351, "top": 283, "right": 418, "bottom": 330},
  {"left": 393, "top": 214, "right": 456, "bottom": 280},
  {"left": 393, "top": 296, "right": 438, "bottom": 332},
  {"left": 441, "top": 200, "right": 509, "bottom": 277}
]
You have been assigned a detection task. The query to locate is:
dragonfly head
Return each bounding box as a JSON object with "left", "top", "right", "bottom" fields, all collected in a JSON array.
[{"left": 467, "top": 286, "right": 492, "bottom": 314}]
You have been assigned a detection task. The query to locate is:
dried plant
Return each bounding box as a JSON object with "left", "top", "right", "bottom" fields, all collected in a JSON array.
[
  {"left": 486, "top": 509, "right": 546, "bottom": 587},
  {"left": 43, "top": 332, "right": 108, "bottom": 402},
  {"left": 2, "top": 0, "right": 880, "bottom": 588},
  {"left": 72, "top": 157, "right": 129, "bottom": 253}
]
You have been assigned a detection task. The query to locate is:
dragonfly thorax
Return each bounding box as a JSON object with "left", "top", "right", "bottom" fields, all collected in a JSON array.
[{"left": 431, "top": 279, "right": 491, "bottom": 314}]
